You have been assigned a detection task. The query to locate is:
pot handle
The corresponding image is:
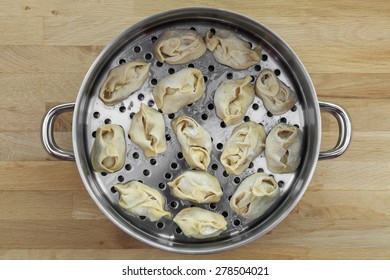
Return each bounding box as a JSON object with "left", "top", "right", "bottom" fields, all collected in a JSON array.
[
  {"left": 41, "top": 103, "right": 75, "bottom": 161},
  {"left": 318, "top": 101, "right": 352, "bottom": 160}
]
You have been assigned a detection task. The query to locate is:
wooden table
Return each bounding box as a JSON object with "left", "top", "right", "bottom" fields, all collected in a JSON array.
[{"left": 1, "top": 0, "right": 390, "bottom": 260}]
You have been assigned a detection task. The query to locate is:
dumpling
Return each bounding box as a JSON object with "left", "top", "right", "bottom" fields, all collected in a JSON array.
[
  {"left": 255, "top": 69, "right": 297, "bottom": 115},
  {"left": 230, "top": 173, "right": 280, "bottom": 220},
  {"left": 114, "top": 181, "right": 171, "bottom": 222},
  {"left": 221, "top": 121, "right": 266, "bottom": 175},
  {"left": 152, "top": 68, "right": 205, "bottom": 114},
  {"left": 168, "top": 170, "right": 222, "bottom": 203},
  {"left": 171, "top": 115, "right": 212, "bottom": 170},
  {"left": 265, "top": 123, "right": 303, "bottom": 173},
  {"left": 214, "top": 76, "right": 255, "bottom": 125},
  {"left": 205, "top": 29, "right": 262, "bottom": 70},
  {"left": 153, "top": 29, "right": 206, "bottom": 64},
  {"left": 173, "top": 207, "right": 227, "bottom": 239},
  {"left": 91, "top": 124, "right": 125, "bottom": 173},
  {"left": 99, "top": 60, "right": 151, "bottom": 106},
  {"left": 128, "top": 103, "right": 167, "bottom": 158}
]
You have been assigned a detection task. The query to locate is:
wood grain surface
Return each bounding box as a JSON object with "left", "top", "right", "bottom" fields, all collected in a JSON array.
[{"left": 1, "top": 0, "right": 390, "bottom": 260}]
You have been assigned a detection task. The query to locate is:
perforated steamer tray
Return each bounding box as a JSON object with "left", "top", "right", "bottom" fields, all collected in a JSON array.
[{"left": 42, "top": 8, "right": 352, "bottom": 254}]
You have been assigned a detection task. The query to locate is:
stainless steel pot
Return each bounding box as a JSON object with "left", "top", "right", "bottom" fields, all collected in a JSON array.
[{"left": 41, "top": 8, "right": 352, "bottom": 254}]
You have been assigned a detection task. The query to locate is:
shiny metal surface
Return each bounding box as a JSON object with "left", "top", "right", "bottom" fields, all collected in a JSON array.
[
  {"left": 318, "top": 102, "right": 352, "bottom": 160},
  {"left": 41, "top": 8, "right": 351, "bottom": 253}
]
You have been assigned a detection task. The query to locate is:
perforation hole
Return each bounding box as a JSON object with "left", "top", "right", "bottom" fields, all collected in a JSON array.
[
  {"left": 208, "top": 65, "right": 214, "bottom": 72},
  {"left": 280, "top": 117, "right": 287, "bottom": 123},
  {"left": 125, "top": 164, "right": 132, "bottom": 171},
  {"left": 143, "top": 169, "right": 150, "bottom": 176},
  {"left": 156, "top": 222, "right": 164, "bottom": 229},
  {"left": 175, "top": 227, "right": 182, "bottom": 234},
  {"left": 222, "top": 211, "right": 228, "bottom": 217},
  {"left": 210, "top": 28, "right": 216, "bottom": 35},
  {"left": 138, "top": 180, "right": 143, "bottom": 183},
  {"left": 177, "top": 152, "right": 183, "bottom": 159},
  {"left": 119, "top": 106, "right": 126, "bottom": 113},
  {"left": 168, "top": 68, "right": 175, "bottom": 74},
  {"left": 227, "top": 195, "right": 232, "bottom": 201},
  {"left": 118, "top": 175, "right": 124, "bottom": 182},
  {"left": 170, "top": 201, "right": 178, "bottom": 209},
  {"left": 110, "top": 186, "right": 117, "bottom": 193},
  {"left": 249, "top": 162, "right": 254, "bottom": 169},
  {"left": 223, "top": 171, "right": 229, "bottom": 177},
  {"left": 132, "top": 152, "right": 139, "bottom": 159},
  {"left": 234, "top": 177, "right": 241, "bottom": 184},
  {"left": 187, "top": 103, "right": 193, "bottom": 107},
  {"left": 294, "top": 124, "right": 300, "bottom": 129},
  {"left": 203, "top": 76, "right": 208, "bottom": 83},
  {"left": 93, "top": 112, "right": 100, "bottom": 118},
  {"left": 190, "top": 27, "right": 196, "bottom": 31},
  {"left": 188, "top": 63, "right": 194, "bottom": 68},
  {"left": 211, "top": 164, "right": 218, "bottom": 170},
  {"left": 274, "top": 69, "right": 281, "bottom": 76},
  {"left": 220, "top": 121, "right": 226, "bottom": 128},
  {"left": 165, "top": 134, "right": 171, "bottom": 141},
  {"left": 209, "top": 203, "right": 217, "bottom": 210},
  {"left": 201, "top": 113, "right": 208, "bottom": 120},
  {"left": 207, "top": 103, "right": 214, "bottom": 110},
  {"left": 144, "top": 53, "right": 152, "bottom": 60},
  {"left": 104, "top": 118, "right": 111, "bottom": 124},
  {"left": 262, "top": 54, "right": 268, "bottom": 61},
  {"left": 147, "top": 100, "right": 154, "bottom": 107},
  {"left": 233, "top": 219, "right": 241, "bottom": 226},
  {"left": 151, "top": 36, "right": 158, "bottom": 43},
  {"left": 92, "top": 131, "right": 96, "bottom": 138},
  {"left": 278, "top": 181, "right": 285, "bottom": 188},
  {"left": 151, "top": 78, "right": 157, "bottom": 85},
  {"left": 171, "top": 162, "right": 178, "bottom": 169},
  {"left": 130, "top": 112, "right": 135, "bottom": 119},
  {"left": 226, "top": 73, "right": 233, "bottom": 79},
  {"left": 150, "top": 158, "right": 157, "bottom": 165},
  {"left": 138, "top": 94, "right": 144, "bottom": 101},
  {"left": 165, "top": 173, "right": 172, "bottom": 180},
  {"left": 257, "top": 168, "right": 264, "bottom": 173},
  {"left": 216, "top": 143, "right": 223, "bottom": 150},
  {"left": 134, "top": 46, "right": 141, "bottom": 53},
  {"left": 267, "top": 111, "right": 273, "bottom": 117},
  {"left": 244, "top": 116, "right": 250, "bottom": 122},
  {"left": 158, "top": 183, "right": 165, "bottom": 190},
  {"left": 139, "top": 216, "right": 146, "bottom": 220},
  {"left": 291, "top": 105, "right": 297, "bottom": 112},
  {"left": 119, "top": 59, "right": 126, "bottom": 65},
  {"left": 101, "top": 172, "right": 107, "bottom": 176},
  {"left": 250, "top": 75, "right": 255, "bottom": 82},
  {"left": 252, "top": 103, "right": 259, "bottom": 110},
  {"left": 168, "top": 113, "right": 175, "bottom": 119},
  {"left": 254, "top": 65, "right": 261, "bottom": 71},
  {"left": 156, "top": 61, "right": 163, "bottom": 67}
]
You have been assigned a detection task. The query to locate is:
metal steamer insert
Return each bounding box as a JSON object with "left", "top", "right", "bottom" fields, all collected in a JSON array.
[{"left": 86, "top": 23, "right": 303, "bottom": 244}]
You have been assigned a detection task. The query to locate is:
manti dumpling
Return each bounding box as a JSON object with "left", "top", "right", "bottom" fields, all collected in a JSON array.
[
  {"left": 171, "top": 115, "right": 212, "bottom": 170},
  {"left": 266, "top": 123, "right": 303, "bottom": 173},
  {"left": 255, "top": 69, "right": 297, "bottom": 115},
  {"left": 230, "top": 173, "right": 280, "bottom": 221},
  {"left": 114, "top": 181, "right": 171, "bottom": 222},
  {"left": 205, "top": 29, "right": 262, "bottom": 70},
  {"left": 91, "top": 124, "right": 125, "bottom": 173},
  {"left": 152, "top": 68, "right": 205, "bottom": 114},
  {"left": 168, "top": 170, "right": 222, "bottom": 204},
  {"left": 173, "top": 207, "right": 227, "bottom": 239},
  {"left": 128, "top": 103, "right": 167, "bottom": 158},
  {"left": 99, "top": 60, "right": 151, "bottom": 106},
  {"left": 154, "top": 29, "right": 206, "bottom": 64},
  {"left": 214, "top": 76, "right": 255, "bottom": 125},
  {"left": 221, "top": 121, "right": 266, "bottom": 175}
]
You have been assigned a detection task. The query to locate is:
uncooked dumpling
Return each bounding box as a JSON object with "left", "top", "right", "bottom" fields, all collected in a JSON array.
[
  {"left": 99, "top": 60, "right": 151, "bottom": 106},
  {"left": 173, "top": 207, "right": 227, "bottom": 239},
  {"left": 266, "top": 123, "right": 303, "bottom": 173},
  {"left": 230, "top": 173, "right": 280, "bottom": 220},
  {"left": 221, "top": 121, "right": 266, "bottom": 175},
  {"left": 91, "top": 124, "right": 126, "bottom": 173},
  {"left": 114, "top": 181, "right": 171, "bottom": 222},
  {"left": 168, "top": 170, "right": 222, "bottom": 203},
  {"left": 214, "top": 76, "right": 255, "bottom": 125},
  {"left": 152, "top": 68, "right": 205, "bottom": 114},
  {"left": 171, "top": 115, "right": 212, "bottom": 170},
  {"left": 128, "top": 103, "right": 167, "bottom": 158},
  {"left": 154, "top": 29, "right": 206, "bottom": 64},
  {"left": 255, "top": 69, "right": 297, "bottom": 115},
  {"left": 205, "top": 29, "right": 262, "bottom": 70}
]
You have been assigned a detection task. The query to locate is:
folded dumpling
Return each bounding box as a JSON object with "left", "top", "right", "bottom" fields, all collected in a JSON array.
[
  {"left": 99, "top": 60, "right": 151, "bottom": 106},
  {"left": 214, "top": 76, "right": 255, "bottom": 125},
  {"left": 255, "top": 69, "right": 297, "bottom": 115},
  {"left": 152, "top": 68, "right": 205, "bottom": 114},
  {"left": 172, "top": 115, "right": 212, "bottom": 170},
  {"left": 173, "top": 207, "right": 227, "bottom": 239},
  {"left": 266, "top": 123, "right": 303, "bottom": 173},
  {"left": 114, "top": 181, "right": 171, "bottom": 222},
  {"left": 128, "top": 103, "right": 167, "bottom": 158},
  {"left": 230, "top": 173, "right": 280, "bottom": 220},
  {"left": 221, "top": 121, "right": 266, "bottom": 175},
  {"left": 168, "top": 170, "right": 222, "bottom": 203},
  {"left": 91, "top": 124, "right": 125, "bottom": 173},
  {"left": 153, "top": 29, "right": 207, "bottom": 64},
  {"left": 205, "top": 29, "right": 262, "bottom": 70}
]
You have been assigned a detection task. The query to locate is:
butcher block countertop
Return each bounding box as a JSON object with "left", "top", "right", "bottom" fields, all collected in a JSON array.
[{"left": 1, "top": 0, "right": 390, "bottom": 260}]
